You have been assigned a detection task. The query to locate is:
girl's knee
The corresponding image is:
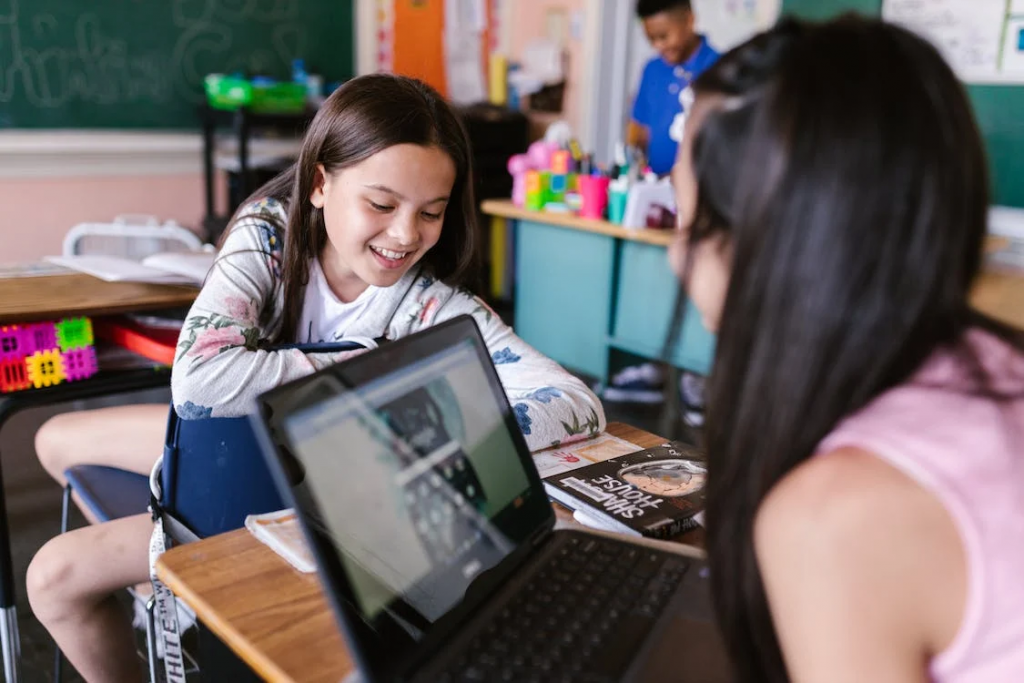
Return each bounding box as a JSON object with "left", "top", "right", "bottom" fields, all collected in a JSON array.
[
  {"left": 34, "top": 413, "right": 77, "bottom": 474},
  {"left": 26, "top": 536, "right": 78, "bottom": 622}
]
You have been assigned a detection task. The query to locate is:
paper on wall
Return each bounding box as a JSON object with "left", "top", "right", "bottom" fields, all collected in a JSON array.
[{"left": 883, "top": 0, "right": 1024, "bottom": 84}]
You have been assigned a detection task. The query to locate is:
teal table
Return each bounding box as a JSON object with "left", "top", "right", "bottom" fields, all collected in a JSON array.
[{"left": 482, "top": 200, "right": 716, "bottom": 383}]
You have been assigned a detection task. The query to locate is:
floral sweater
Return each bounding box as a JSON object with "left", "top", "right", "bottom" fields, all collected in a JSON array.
[{"left": 171, "top": 199, "right": 605, "bottom": 452}]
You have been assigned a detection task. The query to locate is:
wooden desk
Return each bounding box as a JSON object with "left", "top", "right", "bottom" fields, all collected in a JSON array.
[
  {"left": 0, "top": 272, "right": 198, "bottom": 324},
  {"left": 0, "top": 272, "right": 198, "bottom": 682},
  {"left": 973, "top": 268, "right": 1024, "bottom": 331},
  {"left": 156, "top": 423, "right": 703, "bottom": 683}
]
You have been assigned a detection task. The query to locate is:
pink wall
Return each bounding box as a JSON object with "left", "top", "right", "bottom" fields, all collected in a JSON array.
[
  {"left": 509, "top": 0, "right": 588, "bottom": 133},
  {"left": 0, "top": 174, "right": 214, "bottom": 263}
]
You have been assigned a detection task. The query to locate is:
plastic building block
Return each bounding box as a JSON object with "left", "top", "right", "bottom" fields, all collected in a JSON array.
[
  {"left": 25, "top": 323, "right": 57, "bottom": 355},
  {"left": 0, "top": 359, "right": 30, "bottom": 393},
  {"left": 0, "top": 327, "right": 21, "bottom": 360},
  {"left": 62, "top": 347, "right": 99, "bottom": 382},
  {"left": 56, "top": 317, "right": 94, "bottom": 351},
  {"left": 0, "top": 317, "right": 99, "bottom": 392},
  {"left": 26, "top": 350, "right": 66, "bottom": 389}
]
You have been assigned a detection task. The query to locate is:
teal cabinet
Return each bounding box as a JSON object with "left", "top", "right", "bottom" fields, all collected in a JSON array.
[
  {"left": 611, "top": 242, "right": 715, "bottom": 375},
  {"left": 511, "top": 218, "right": 716, "bottom": 381},
  {"left": 513, "top": 220, "right": 616, "bottom": 378}
]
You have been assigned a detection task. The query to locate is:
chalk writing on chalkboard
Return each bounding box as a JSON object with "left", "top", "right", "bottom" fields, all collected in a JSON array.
[{"left": 0, "top": 0, "right": 309, "bottom": 109}]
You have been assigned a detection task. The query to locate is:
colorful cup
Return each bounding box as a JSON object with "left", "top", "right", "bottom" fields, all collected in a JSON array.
[{"left": 577, "top": 175, "right": 610, "bottom": 220}]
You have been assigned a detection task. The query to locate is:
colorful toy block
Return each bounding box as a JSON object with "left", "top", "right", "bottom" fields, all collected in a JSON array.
[{"left": 0, "top": 318, "right": 99, "bottom": 394}]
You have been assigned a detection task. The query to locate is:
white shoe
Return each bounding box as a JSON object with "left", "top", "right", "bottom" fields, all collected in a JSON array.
[{"left": 611, "top": 362, "right": 665, "bottom": 389}]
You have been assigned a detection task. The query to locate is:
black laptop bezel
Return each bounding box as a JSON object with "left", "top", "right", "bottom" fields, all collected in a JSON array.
[{"left": 250, "top": 315, "right": 556, "bottom": 682}]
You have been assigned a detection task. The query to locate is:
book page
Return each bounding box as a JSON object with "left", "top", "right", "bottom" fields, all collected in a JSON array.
[
  {"left": 245, "top": 509, "right": 316, "bottom": 573},
  {"left": 532, "top": 433, "right": 640, "bottom": 479},
  {"left": 45, "top": 254, "right": 196, "bottom": 285},
  {"left": 141, "top": 251, "right": 216, "bottom": 283}
]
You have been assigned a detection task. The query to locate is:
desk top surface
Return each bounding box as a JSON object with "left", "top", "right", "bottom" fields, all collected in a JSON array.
[
  {"left": 481, "top": 199, "right": 676, "bottom": 247},
  {"left": 156, "top": 422, "right": 702, "bottom": 683},
  {"left": 0, "top": 273, "right": 198, "bottom": 324}
]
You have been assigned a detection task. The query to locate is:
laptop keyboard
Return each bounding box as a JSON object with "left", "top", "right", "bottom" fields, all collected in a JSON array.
[{"left": 439, "top": 534, "right": 690, "bottom": 683}]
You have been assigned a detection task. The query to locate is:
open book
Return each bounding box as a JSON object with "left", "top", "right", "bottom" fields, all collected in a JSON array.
[
  {"left": 245, "top": 509, "right": 316, "bottom": 573},
  {"left": 46, "top": 251, "right": 216, "bottom": 286}
]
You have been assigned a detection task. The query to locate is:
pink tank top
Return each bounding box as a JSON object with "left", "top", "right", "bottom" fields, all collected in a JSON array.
[{"left": 817, "top": 330, "right": 1024, "bottom": 682}]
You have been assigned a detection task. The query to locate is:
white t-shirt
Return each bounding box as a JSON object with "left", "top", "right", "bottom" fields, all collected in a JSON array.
[{"left": 296, "top": 258, "right": 382, "bottom": 344}]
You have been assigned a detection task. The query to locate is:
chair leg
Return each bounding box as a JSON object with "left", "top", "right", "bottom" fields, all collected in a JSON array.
[
  {"left": 59, "top": 484, "right": 72, "bottom": 535},
  {"left": 145, "top": 596, "right": 158, "bottom": 683},
  {"left": 53, "top": 484, "right": 74, "bottom": 683}
]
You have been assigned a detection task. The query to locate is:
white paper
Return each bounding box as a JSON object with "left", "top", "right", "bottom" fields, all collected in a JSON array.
[
  {"left": 532, "top": 433, "right": 640, "bottom": 479},
  {"left": 883, "top": 0, "right": 1024, "bottom": 83},
  {"left": 521, "top": 40, "right": 564, "bottom": 85},
  {"left": 0, "top": 261, "right": 71, "bottom": 279},
  {"left": 45, "top": 252, "right": 213, "bottom": 285},
  {"left": 691, "top": 0, "right": 781, "bottom": 52},
  {"left": 444, "top": 0, "right": 487, "bottom": 104},
  {"left": 141, "top": 251, "right": 216, "bottom": 283}
]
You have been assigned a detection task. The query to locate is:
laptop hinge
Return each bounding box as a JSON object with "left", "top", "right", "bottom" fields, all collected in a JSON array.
[{"left": 530, "top": 525, "right": 554, "bottom": 548}]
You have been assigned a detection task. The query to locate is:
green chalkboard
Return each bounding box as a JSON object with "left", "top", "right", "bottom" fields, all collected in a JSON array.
[
  {"left": 0, "top": 0, "right": 354, "bottom": 130},
  {"left": 781, "top": 0, "right": 1024, "bottom": 207}
]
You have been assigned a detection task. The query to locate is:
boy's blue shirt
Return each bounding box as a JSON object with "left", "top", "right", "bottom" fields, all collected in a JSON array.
[{"left": 632, "top": 36, "right": 720, "bottom": 175}]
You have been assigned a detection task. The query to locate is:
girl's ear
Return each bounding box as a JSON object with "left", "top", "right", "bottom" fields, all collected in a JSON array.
[{"left": 310, "top": 163, "right": 328, "bottom": 208}]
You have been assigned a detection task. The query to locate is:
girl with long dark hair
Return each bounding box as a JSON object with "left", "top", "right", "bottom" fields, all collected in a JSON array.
[{"left": 670, "top": 16, "right": 1024, "bottom": 681}]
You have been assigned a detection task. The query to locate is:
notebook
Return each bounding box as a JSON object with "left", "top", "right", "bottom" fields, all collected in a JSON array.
[
  {"left": 46, "top": 251, "right": 216, "bottom": 286},
  {"left": 251, "top": 315, "right": 732, "bottom": 682}
]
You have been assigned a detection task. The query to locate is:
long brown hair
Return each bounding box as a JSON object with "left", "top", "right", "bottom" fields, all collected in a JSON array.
[
  {"left": 673, "top": 16, "right": 1022, "bottom": 681},
  {"left": 224, "top": 73, "right": 479, "bottom": 343}
]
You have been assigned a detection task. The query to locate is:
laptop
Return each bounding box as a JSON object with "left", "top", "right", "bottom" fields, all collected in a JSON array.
[{"left": 251, "top": 315, "right": 732, "bottom": 682}]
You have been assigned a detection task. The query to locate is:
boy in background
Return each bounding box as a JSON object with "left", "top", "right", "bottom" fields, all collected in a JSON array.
[
  {"left": 628, "top": 0, "right": 720, "bottom": 176},
  {"left": 604, "top": 0, "right": 717, "bottom": 424}
]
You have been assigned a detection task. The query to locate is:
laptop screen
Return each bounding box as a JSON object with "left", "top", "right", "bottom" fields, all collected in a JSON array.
[{"left": 256, "top": 319, "right": 554, "bottom": 679}]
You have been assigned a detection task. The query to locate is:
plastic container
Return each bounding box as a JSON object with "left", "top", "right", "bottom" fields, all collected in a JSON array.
[
  {"left": 251, "top": 81, "right": 306, "bottom": 113},
  {"left": 608, "top": 185, "right": 629, "bottom": 224},
  {"left": 578, "top": 175, "right": 610, "bottom": 220},
  {"left": 203, "top": 75, "right": 306, "bottom": 113},
  {"left": 94, "top": 317, "right": 179, "bottom": 366},
  {"left": 204, "top": 74, "right": 252, "bottom": 110}
]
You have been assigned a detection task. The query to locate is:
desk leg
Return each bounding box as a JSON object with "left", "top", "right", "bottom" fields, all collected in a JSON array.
[
  {"left": 0, "top": 448, "right": 19, "bottom": 683},
  {"left": 0, "top": 607, "right": 19, "bottom": 683}
]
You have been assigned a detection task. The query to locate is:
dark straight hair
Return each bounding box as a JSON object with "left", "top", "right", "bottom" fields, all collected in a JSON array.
[
  {"left": 670, "top": 15, "right": 1023, "bottom": 682},
  {"left": 223, "top": 73, "right": 479, "bottom": 343}
]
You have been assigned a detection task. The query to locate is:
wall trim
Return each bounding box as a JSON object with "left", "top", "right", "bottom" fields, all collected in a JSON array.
[{"left": 0, "top": 131, "right": 204, "bottom": 179}]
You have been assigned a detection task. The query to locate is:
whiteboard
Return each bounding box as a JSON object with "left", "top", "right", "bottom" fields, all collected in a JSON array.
[
  {"left": 882, "top": 0, "right": 1024, "bottom": 84},
  {"left": 692, "top": 0, "right": 782, "bottom": 52}
]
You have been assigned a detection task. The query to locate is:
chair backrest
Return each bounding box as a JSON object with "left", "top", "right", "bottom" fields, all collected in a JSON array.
[
  {"left": 64, "top": 215, "right": 205, "bottom": 259},
  {"left": 160, "top": 340, "right": 374, "bottom": 538},
  {"left": 161, "top": 408, "right": 283, "bottom": 538}
]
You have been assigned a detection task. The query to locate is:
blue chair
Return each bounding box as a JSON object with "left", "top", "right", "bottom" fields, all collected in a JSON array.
[
  {"left": 55, "top": 340, "right": 366, "bottom": 681},
  {"left": 58, "top": 407, "right": 285, "bottom": 682}
]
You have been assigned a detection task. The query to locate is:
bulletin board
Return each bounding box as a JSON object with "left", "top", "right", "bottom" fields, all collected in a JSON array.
[{"left": 379, "top": 0, "right": 495, "bottom": 103}]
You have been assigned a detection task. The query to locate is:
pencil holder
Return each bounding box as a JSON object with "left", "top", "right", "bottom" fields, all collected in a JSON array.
[
  {"left": 578, "top": 175, "right": 610, "bottom": 220},
  {"left": 0, "top": 317, "right": 98, "bottom": 393}
]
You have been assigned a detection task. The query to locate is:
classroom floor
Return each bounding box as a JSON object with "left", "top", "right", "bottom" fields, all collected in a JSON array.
[{"left": 0, "top": 377, "right": 683, "bottom": 682}]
